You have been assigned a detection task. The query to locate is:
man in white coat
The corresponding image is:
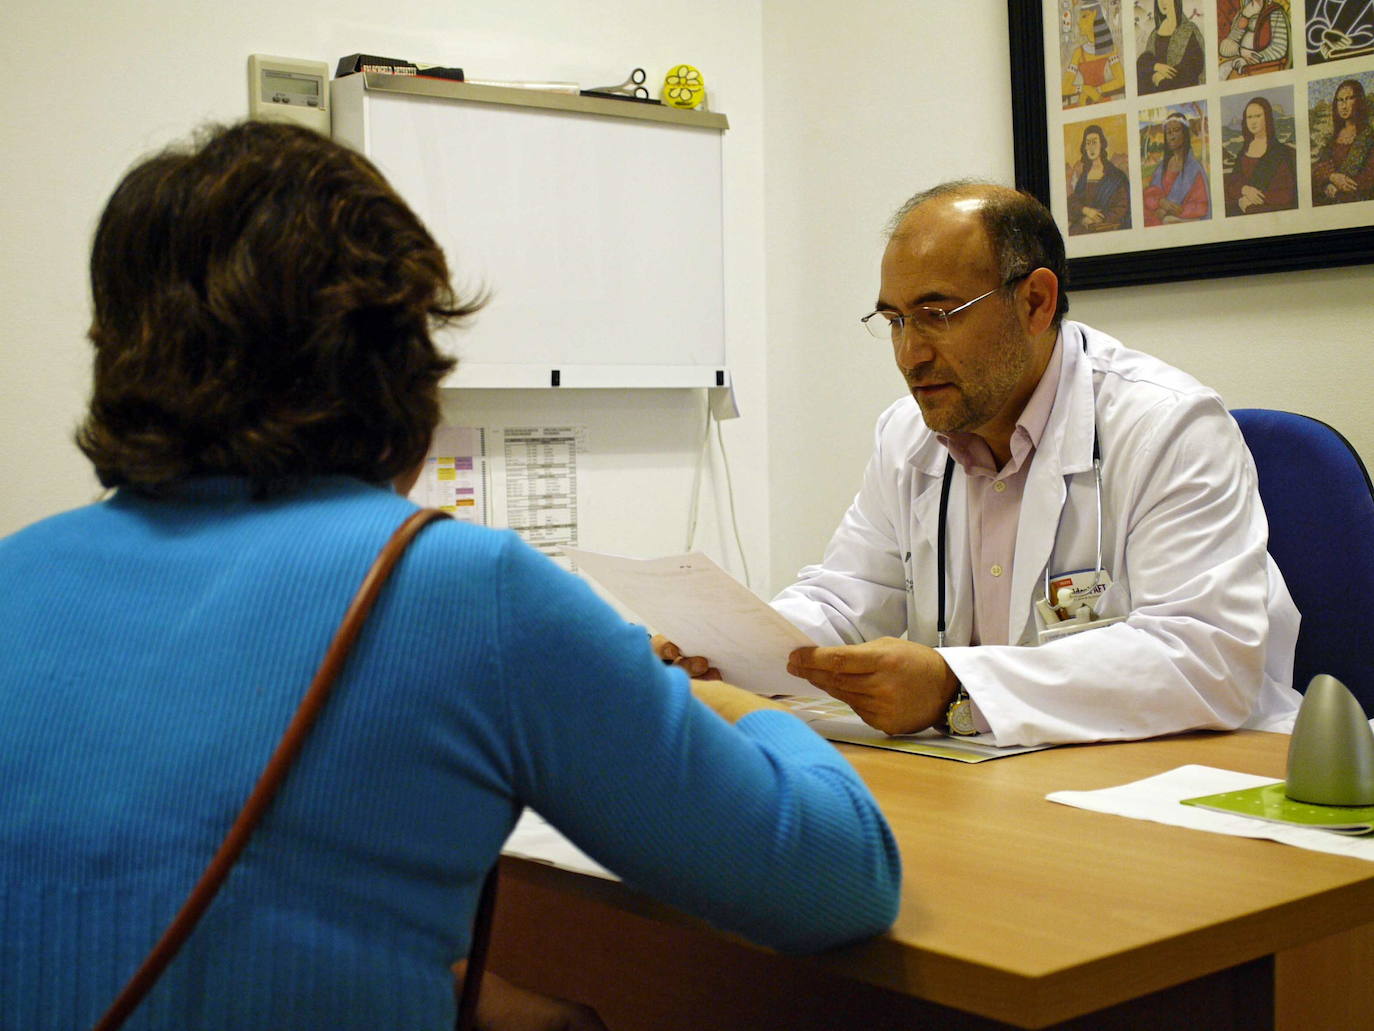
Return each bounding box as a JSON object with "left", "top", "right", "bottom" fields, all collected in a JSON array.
[{"left": 767, "top": 181, "right": 1302, "bottom": 747}]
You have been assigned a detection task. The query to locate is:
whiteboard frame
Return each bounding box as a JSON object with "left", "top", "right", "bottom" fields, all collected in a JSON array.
[{"left": 331, "top": 74, "right": 731, "bottom": 391}]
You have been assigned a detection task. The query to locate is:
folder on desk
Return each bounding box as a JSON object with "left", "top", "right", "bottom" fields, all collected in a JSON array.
[{"left": 1182, "top": 782, "right": 1374, "bottom": 835}]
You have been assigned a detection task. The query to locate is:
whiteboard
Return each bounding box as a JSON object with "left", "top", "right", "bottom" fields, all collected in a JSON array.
[{"left": 332, "top": 77, "right": 726, "bottom": 384}]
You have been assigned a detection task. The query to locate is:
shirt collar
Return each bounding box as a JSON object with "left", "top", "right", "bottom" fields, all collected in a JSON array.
[{"left": 940, "top": 334, "right": 1065, "bottom": 477}]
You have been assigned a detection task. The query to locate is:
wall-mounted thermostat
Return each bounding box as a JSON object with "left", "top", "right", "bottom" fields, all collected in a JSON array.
[{"left": 247, "top": 54, "right": 330, "bottom": 134}]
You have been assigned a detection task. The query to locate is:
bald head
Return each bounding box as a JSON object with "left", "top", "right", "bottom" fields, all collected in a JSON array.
[
  {"left": 887, "top": 180, "right": 1070, "bottom": 326},
  {"left": 877, "top": 182, "right": 1066, "bottom": 464},
  {"left": 888, "top": 181, "right": 1015, "bottom": 236}
]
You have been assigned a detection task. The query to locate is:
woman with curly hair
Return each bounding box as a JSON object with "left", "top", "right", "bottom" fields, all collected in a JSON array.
[{"left": 0, "top": 121, "right": 899, "bottom": 1031}]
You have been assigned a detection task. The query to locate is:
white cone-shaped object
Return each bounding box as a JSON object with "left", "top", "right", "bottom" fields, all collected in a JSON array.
[{"left": 1285, "top": 674, "right": 1374, "bottom": 806}]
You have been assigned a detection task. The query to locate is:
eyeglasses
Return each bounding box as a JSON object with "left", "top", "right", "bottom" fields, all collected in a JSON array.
[{"left": 860, "top": 272, "right": 1030, "bottom": 341}]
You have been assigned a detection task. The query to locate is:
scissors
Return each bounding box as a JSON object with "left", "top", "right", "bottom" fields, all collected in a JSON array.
[{"left": 589, "top": 67, "right": 648, "bottom": 99}]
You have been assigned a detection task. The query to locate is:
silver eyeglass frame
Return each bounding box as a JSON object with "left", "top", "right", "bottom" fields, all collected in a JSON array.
[{"left": 860, "top": 271, "right": 1030, "bottom": 340}]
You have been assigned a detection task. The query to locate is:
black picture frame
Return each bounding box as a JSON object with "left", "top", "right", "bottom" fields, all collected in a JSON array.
[{"left": 1007, "top": 0, "right": 1374, "bottom": 289}]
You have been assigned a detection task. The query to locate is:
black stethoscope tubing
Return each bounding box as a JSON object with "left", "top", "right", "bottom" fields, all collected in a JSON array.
[{"left": 935, "top": 428, "right": 1101, "bottom": 647}]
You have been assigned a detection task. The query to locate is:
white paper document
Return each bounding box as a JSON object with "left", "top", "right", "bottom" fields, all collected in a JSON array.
[
  {"left": 502, "top": 808, "right": 616, "bottom": 880},
  {"left": 564, "top": 548, "right": 822, "bottom": 700},
  {"left": 795, "top": 694, "right": 1049, "bottom": 762},
  {"left": 503, "top": 426, "right": 582, "bottom": 565},
  {"left": 1047, "top": 764, "right": 1374, "bottom": 862},
  {"left": 567, "top": 548, "right": 1051, "bottom": 761}
]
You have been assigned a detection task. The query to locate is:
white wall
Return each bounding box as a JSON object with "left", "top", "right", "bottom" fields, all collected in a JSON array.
[
  {"left": 1, "top": 0, "right": 769, "bottom": 583},
  {"left": 761, "top": 0, "right": 1374, "bottom": 595},
  {"left": 761, "top": 1, "right": 1018, "bottom": 592},
  {"left": 5, "top": 0, "right": 1373, "bottom": 601}
]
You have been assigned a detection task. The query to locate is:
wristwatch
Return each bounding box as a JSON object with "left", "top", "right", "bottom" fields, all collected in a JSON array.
[{"left": 945, "top": 684, "right": 978, "bottom": 736}]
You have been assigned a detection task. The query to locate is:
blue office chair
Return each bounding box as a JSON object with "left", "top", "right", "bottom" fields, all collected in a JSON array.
[{"left": 1231, "top": 409, "right": 1374, "bottom": 715}]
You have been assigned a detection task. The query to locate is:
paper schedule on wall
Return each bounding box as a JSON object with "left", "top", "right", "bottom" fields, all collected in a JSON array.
[
  {"left": 410, "top": 424, "right": 584, "bottom": 566},
  {"left": 503, "top": 426, "right": 582, "bottom": 567},
  {"left": 411, "top": 426, "right": 488, "bottom": 524}
]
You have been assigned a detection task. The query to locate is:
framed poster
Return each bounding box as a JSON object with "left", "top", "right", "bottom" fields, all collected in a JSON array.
[{"left": 1009, "top": 0, "right": 1374, "bottom": 288}]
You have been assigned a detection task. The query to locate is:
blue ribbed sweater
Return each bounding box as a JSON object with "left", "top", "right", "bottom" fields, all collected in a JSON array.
[{"left": 0, "top": 477, "right": 900, "bottom": 1030}]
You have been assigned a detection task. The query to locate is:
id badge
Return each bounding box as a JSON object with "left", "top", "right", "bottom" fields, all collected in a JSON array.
[{"left": 1035, "top": 568, "right": 1125, "bottom": 644}]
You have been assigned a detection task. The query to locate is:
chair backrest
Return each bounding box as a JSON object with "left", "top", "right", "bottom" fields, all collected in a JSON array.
[{"left": 1232, "top": 408, "right": 1374, "bottom": 715}]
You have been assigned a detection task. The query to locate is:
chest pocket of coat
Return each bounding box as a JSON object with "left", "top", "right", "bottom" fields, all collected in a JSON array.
[{"left": 1093, "top": 577, "right": 1130, "bottom": 619}]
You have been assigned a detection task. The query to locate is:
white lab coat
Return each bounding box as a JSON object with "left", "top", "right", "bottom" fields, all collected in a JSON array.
[{"left": 773, "top": 321, "right": 1302, "bottom": 746}]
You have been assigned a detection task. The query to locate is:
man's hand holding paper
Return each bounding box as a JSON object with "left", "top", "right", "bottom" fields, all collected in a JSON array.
[{"left": 786, "top": 638, "right": 960, "bottom": 736}]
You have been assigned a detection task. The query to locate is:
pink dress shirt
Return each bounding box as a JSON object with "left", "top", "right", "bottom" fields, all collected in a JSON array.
[{"left": 938, "top": 340, "right": 1064, "bottom": 730}]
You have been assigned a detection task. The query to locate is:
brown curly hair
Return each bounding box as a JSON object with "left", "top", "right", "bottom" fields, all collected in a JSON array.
[{"left": 77, "top": 120, "right": 482, "bottom": 495}]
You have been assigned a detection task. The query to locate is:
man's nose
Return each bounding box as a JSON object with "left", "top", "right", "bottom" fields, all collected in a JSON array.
[{"left": 894, "top": 324, "right": 935, "bottom": 370}]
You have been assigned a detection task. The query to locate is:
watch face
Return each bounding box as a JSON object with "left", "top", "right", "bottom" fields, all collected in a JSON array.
[{"left": 948, "top": 699, "right": 977, "bottom": 736}]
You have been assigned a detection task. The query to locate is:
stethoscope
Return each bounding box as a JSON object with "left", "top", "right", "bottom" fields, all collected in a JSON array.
[{"left": 934, "top": 426, "right": 1104, "bottom": 647}]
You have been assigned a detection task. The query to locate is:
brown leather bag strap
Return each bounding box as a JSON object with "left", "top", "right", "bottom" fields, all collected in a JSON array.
[{"left": 93, "top": 507, "right": 449, "bottom": 1031}]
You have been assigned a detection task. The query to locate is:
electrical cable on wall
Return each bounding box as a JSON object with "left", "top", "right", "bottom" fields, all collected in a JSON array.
[
  {"left": 685, "top": 392, "right": 712, "bottom": 553},
  {"left": 716, "top": 414, "right": 750, "bottom": 589},
  {"left": 685, "top": 391, "right": 751, "bottom": 589}
]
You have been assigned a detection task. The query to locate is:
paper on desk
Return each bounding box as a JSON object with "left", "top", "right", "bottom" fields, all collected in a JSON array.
[
  {"left": 566, "top": 548, "right": 822, "bottom": 699},
  {"left": 781, "top": 695, "right": 1050, "bottom": 762},
  {"left": 1047, "top": 764, "right": 1374, "bottom": 862},
  {"left": 503, "top": 808, "right": 617, "bottom": 880}
]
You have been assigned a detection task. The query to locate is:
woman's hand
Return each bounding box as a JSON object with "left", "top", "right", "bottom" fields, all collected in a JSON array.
[
  {"left": 649, "top": 633, "right": 721, "bottom": 680},
  {"left": 689, "top": 680, "right": 789, "bottom": 723}
]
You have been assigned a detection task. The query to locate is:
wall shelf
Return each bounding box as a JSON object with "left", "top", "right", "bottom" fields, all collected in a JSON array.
[{"left": 351, "top": 72, "right": 729, "bottom": 130}]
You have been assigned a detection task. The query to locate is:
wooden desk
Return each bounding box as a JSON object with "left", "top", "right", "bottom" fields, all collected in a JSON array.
[{"left": 488, "top": 731, "right": 1374, "bottom": 1029}]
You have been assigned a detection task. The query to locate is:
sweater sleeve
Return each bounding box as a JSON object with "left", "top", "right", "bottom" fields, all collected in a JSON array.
[{"left": 488, "top": 535, "right": 901, "bottom": 953}]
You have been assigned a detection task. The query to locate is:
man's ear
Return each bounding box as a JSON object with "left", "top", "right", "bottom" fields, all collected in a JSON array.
[{"left": 1022, "top": 267, "right": 1060, "bottom": 336}]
